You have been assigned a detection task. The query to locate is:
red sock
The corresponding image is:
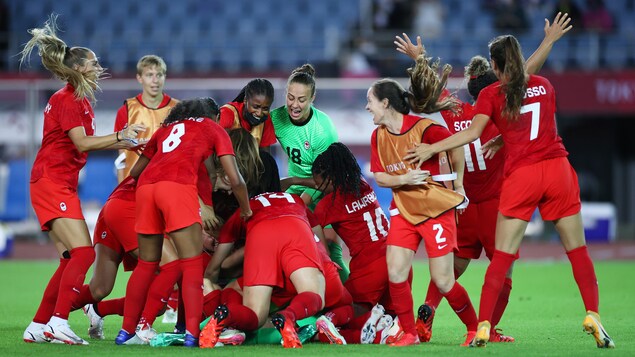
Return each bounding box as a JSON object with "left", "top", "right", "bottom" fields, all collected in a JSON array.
[
  {"left": 345, "top": 310, "right": 372, "bottom": 330},
  {"left": 122, "top": 259, "right": 159, "bottom": 333},
  {"left": 202, "top": 290, "right": 221, "bottom": 318},
  {"left": 491, "top": 278, "right": 512, "bottom": 327},
  {"left": 282, "top": 292, "right": 323, "bottom": 323},
  {"left": 424, "top": 280, "right": 444, "bottom": 310},
  {"left": 33, "top": 257, "right": 69, "bottom": 324},
  {"left": 225, "top": 302, "right": 260, "bottom": 331},
  {"left": 167, "top": 287, "right": 179, "bottom": 311},
  {"left": 479, "top": 250, "right": 516, "bottom": 322},
  {"left": 567, "top": 246, "right": 599, "bottom": 313},
  {"left": 71, "top": 284, "right": 98, "bottom": 311},
  {"left": 325, "top": 304, "right": 354, "bottom": 327},
  {"left": 96, "top": 297, "right": 125, "bottom": 316},
  {"left": 141, "top": 260, "right": 182, "bottom": 325},
  {"left": 180, "top": 255, "right": 204, "bottom": 336},
  {"left": 53, "top": 246, "right": 95, "bottom": 320},
  {"left": 220, "top": 287, "right": 243, "bottom": 305},
  {"left": 338, "top": 328, "right": 361, "bottom": 344},
  {"left": 443, "top": 282, "right": 478, "bottom": 331},
  {"left": 389, "top": 280, "right": 416, "bottom": 335}
]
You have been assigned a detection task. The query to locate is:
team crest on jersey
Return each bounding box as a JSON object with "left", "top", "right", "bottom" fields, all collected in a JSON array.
[
  {"left": 304, "top": 140, "right": 310, "bottom": 150},
  {"left": 101, "top": 231, "right": 107, "bottom": 239},
  {"left": 59, "top": 202, "right": 67, "bottom": 212}
]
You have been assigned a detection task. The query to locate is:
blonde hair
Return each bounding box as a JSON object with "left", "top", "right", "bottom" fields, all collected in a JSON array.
[
  {"left": 489, "top": 35, "right": 527, "bottom": 121},
  {"left": 215, "top": 128, "right": 263, "bottom": 193},
  {"left": 406, "top": 55, "right": 457, "bottom": 114},
  {"left": 19, "top": 14, "right": 104, "bottom": 101},
  {"left": 136, "top": 55, "right": 167, "bottom": 76}
]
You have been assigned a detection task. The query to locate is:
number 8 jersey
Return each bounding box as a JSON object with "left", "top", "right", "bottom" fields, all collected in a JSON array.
[
  {"left": 138, "top": 117, "right": 235, "bottom": 187},
  {"left": 475, "top": 75, "right": 568, "bottom": 176}
]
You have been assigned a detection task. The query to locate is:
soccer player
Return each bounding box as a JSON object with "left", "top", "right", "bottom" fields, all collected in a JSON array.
[
  {"left": 368, "top": 55, "right": 478, "bottom": 346},
  {"left": 270, "top": 63, "right": 348, "bottom": 281},
  {"left": 19, "top": 15, "right": 144, "bottom": 345},
  {"left": 199, "top": 192, "right": 326, "bottom": 349},
  {"left": 114, "top": 98, "right": 251, "bottom": 347},
  {"left": 311, "top": 142, "right": 395, "bottom": 344},
  {"left": 218, "top": 78, "right": 276, "bottom": 150},
  {"left": 394, "top": 12, "right": 574, "bottom": 344},
  {"left": 404, "top": 34, "right": 615, "bottom": 349},
  {"left": 114, "top": 55, "right": 179, "bottom": 182}
]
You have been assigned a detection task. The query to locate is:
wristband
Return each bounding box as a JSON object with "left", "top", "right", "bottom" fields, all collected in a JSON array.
[{"left": 116, "top": 131, "right": 121, "bottom": 142}]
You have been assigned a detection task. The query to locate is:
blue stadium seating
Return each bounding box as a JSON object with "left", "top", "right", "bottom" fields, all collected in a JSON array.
[
  {"left": 78, "top": 157, "right": 117, "bottom": 206},
  {"left": 0, "top": 160, "right": 30, "bottom": 222}
]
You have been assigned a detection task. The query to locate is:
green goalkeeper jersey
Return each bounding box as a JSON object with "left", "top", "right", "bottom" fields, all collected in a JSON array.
[{"left": 271, "top": 105, "right": 338, "bottom": 179}]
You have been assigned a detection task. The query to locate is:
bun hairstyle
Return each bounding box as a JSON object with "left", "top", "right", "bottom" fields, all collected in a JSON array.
[
  {"left": 288, "top": 63, "right": 317, "bottom": 97},
  {"left": 465, "top": 56, "right": 498, "bottom": 101}
]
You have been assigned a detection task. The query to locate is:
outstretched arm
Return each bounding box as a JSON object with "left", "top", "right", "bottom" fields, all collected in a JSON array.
[
  {"left": 525, "top": 12, "right": 573, "bottom": 74},
  {"left": 394, "top": 33, "right": 425, "bottom": 61}
]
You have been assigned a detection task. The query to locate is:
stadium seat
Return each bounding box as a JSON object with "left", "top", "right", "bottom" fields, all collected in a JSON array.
[
  {"left": 78, "top": 156, "right": 117, "bottom": 206},
  {"left": 0, "top": 159, "right": 30, "bottom": 222}
]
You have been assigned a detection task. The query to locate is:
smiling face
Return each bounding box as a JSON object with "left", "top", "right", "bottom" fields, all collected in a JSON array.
[
  {"left": 245, "top": 93, "right": 272, "bottom": 120},
  {"left": 286, "top": 82, "right": 314, "bottom": 123},
  {"left": 365, "top": 87, "right": 388, "bottom": 126},
  {"left": 137, "top": 64, "right": 165, "bottom": 99}
]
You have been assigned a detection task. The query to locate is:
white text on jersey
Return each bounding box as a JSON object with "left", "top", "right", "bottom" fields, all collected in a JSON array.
[
  {"left": 346, "top": 190, "right": 378, "bottom": 214},
  {"left": 524, "top": 85, "right": 547, "bottom": 99}
]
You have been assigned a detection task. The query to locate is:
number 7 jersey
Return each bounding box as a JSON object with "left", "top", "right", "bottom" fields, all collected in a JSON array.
[
  {"left": 138, "top": 118, "right": 235, "bottom": 187},
  {"left": 475, "top": 75, "right": 568, "bottom": 176}
]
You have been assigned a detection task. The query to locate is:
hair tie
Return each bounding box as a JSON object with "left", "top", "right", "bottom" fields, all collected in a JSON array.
[
  {"left": 402, "top": 91, "right": 409, "bottom": 99},
  {"left": 64, "top": 46, "right": 71, "bottom": 56},
  {"left": 469, "top": 75, "right": 478, "bottom": 79}
]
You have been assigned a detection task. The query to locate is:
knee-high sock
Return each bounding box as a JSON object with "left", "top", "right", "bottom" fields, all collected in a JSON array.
[
  {"left": 53, "top": 247, "right": 95, "bottom": 320},
  {"left": 141, "top": 259, "right": 182, "bottom": 325},
  {"left": 95, "top": 297, "right": 125, "bottom": 317},
  {"left": 71, "top": 284, "right": 98, "bottom": 311},
  {"left": 224, "top": 302, "right": 260, "bottom": 332},
  {"left": 443, "top": 282, "right": 478, "bottom": 331},
  {"left": 388, "top": 280, "right": 416, "bottom": 335},
  {"left": 122, "top": 259, "right": 159, "bottom": 333},
  {"left": 567, "top": 245, "right": 599, "bottom": 313},
  {"left": 180, "top": 255, "right": 204, "bottom": 337},
  {"left": 220, "top": 287, "right": 243, "bottom": 305},
  {"left": 425, "top": 267, "right": 461, "bottom": 310},
  {"left": 324, "top": 288, "right": 353, "bottom": 326},
  {"left": 479, "top": 250, "right": 516, "bottom": 322},
  {"left": 491, "top": 278, "right": 512, "bottom": 327},
  {"left": 33, "top": 257, "right": 70, "bottom": 324},
  {"left": 202, "top": 290, "right": 221, "bottom": 319},
  {"left": 281, "top": 292, "right": 323, "bottom": 324}
]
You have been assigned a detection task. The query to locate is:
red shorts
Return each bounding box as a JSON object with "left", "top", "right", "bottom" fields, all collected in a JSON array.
[
  {"left": 500, "top": 157, "right": 581, "bottom": 221},
  {"left": 387, "top": 210, "right": 457, "bottom": 258},
  {"left": 456, "top": 198, "right": 498, "bottom": 260},
  {"left": 345, "top": 255, "right": 392, "bottom": 310},
  {"left": 30, "top": 177, "right": 84, "bottom": 231},
  {"left": 93, "top": 198, "right": 138, "bottom": 271},
  {"left": 135, "top": 182, "right": 201, "bottom": 234},
  {"left": 243, "top": 217, "right": 322, "bottom": 288}
]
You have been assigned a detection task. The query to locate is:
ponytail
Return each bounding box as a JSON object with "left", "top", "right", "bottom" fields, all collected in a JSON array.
[
  {"left": 489, "top": 35, "right": 527, "bottom": 121},
  {"left": 407, "top": 55, "right": 457, "bottom": 114}
]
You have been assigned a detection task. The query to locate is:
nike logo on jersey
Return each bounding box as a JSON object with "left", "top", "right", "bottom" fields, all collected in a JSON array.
[{"left": 437, "top": 244, "right": 448, "bottom": 250}]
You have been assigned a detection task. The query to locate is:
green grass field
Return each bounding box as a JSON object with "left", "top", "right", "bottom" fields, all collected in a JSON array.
[{"left": 1, "top": 259, "right": 633, "bottom": 356}]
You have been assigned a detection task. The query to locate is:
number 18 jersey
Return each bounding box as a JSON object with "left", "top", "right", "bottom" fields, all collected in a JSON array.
[
  {"left": 138, "top": 118, "right": 234, "bottom": 187},
  {"left": 475, "top": 75, "right": 568, "bottom": 176}
]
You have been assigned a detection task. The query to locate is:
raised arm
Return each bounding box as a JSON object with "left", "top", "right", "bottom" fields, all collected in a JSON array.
[{"left": 525, "top": 12, "right": 573, "bottom": 74}]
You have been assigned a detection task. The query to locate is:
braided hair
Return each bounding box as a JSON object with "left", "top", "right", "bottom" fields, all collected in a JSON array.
[
  {"left": 312, "top": 142, "right": 363, "bottom": 199},
  {"left": 163, "top": 97, "right": 220, "bottom": 125},
  {"left": 232, "top": 78, "right": 275, "bottom": 103}
]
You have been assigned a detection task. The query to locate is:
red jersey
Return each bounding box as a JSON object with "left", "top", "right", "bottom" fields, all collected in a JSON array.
[
  {"left": 30, "top": 84, "right": 95, "bottom": 189},
  {"left": 109, "top": 176, "right": 137, "bottom": 202},
  {"left": 113, "top": 94, "right": 174, "bottom": 131},
  {"left": 219, "top": 101, "right": 277, "bottom": 147},
  {"left": 474, "top": 75, "right": 568, "bottom": 176},
  {"left": 138, "top": 117, "right": 234, "bottom": 187},
  {"left": 218, "top": 192, "right": 309, "bottom": 244},
  {"left": 197, "top": 163, "right": 213, "bottom": 206},
  {"left": 440, "top": 100, "right": 505, "bottom": 203},
  {"left": 314, "top": 180, "right": 388, "bottom": 264}
]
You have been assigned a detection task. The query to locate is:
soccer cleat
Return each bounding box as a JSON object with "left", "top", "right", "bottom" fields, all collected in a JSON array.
[
  {"left": 44, "top": 319, "right": 89, "bottom": 345},
  {"left": 115, "top": 329, "right": 145, "bottom": 345},
  {"left": 23, "top": 322, "right": 54, "bottom": 343},
  {"left": 134, "top": 322, "right": 157, "bottom": 344},
  {"left": 376, "top": 314, "right": 394, "bottom": 335},
  {"left": 582, "top": 311, "right": 615, "bottom": 348},
  {"left": 471, "top": 320, "right": 491, "bottom": 347},
  {"left": 199, "top": 304, "right": 228, "bottom": 348},
  {"left": 461, "top": 331, "right": 477, "bottom": 346},
  {"left": 218, "top": 328, "right": 246, "bottom": 346},
  {"left": 316, "top": 315, "right": 346, "bottom": 345},
  {"left": 183, "top": 333, "right": 198, "bottom": 347},
  {"left": 490, "top": 328, "right": 515, "bottom": 343},
  {"left": 83, "top": 304, "right": 104, "bottom": 340},
  {"left": 162, "top": 307, "right": 178, "bottom": 324},
  {"left": 380, "top": 316, "right": 403, "bottom": 345},
  {"left": 389, "top": 332, "right": 420, "bottom": 346},
  {"left": 272, "top": 313, "right": 302, "bottom": 348},
  {"left": 297, "top": 324, "right": 318, "bottom": 344},
  {"left": 360, "top": 304, "right": 385, "bottom": 344},
  {"left": 415, "top": 303, "right": 435, "bottom": 342}
]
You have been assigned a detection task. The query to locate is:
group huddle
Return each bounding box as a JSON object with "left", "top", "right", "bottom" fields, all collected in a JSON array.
[{"left": 20, "top": 12, "right": 615, "bottom": 349}]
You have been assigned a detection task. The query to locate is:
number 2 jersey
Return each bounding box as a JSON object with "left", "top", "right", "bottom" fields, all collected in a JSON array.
[
  {"left": 313, "top": 180, "right": 388, "bottom": 269},
  {"left": 474, "top": 75, "right": 568, "bottom": 176},
  {"left": 440, "top": 98, "right": 504, "bottom": 203},
  {"left": 138, "top": 117, "right": 234, "bottom": 188}
]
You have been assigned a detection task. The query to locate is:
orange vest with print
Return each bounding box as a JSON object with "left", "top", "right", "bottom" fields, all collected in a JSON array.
[
  {"left": 123, "top": 96, "right": 179, "bottom": 178},
  {"left": 377, "top": 118, "right": 465, "bottom": 225},
  {"left": 221, "top": 103, "right": 264, "bottom": 145}
]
